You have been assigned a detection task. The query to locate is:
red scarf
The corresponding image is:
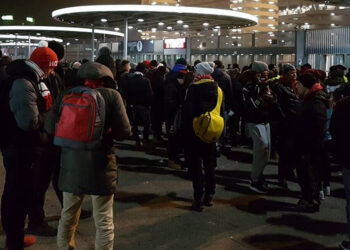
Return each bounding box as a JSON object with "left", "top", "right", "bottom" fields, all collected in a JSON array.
[
  {"left": 194, "top": 75, "right": 213, "bottom": 82},
  {"left": 308, "top": 83, "right": 323, "bottom": 94},
  {"left": 84, "top": 79, "right": 104, "bottom": 89}
]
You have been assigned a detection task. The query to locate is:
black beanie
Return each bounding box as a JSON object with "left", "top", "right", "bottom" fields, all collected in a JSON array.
[
  {"left": 176, "top": 58, "right": 187, "bottom": 66},
  {"left": 48, "top": 41, "right": 64, "bottom": 60}
]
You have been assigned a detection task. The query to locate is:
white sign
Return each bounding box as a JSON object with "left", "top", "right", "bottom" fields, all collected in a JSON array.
[{"left": 164, "top": 38, "right": 186, "bottom": 49}]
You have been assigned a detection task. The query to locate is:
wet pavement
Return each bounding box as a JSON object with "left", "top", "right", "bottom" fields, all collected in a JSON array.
[{"left": 0, "top": 140, "right": 347, "bottom": 249}]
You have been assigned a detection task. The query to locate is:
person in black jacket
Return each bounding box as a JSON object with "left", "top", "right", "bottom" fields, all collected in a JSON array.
[
  {"left": 125, "top": 63, "right": 153, "bottom": 146},
  {"left": 270, "top": 64, "right": 302, "bottom": 189},
  {"left": 242, "top": 61, "right": 274, "bottom": 193},
  {"left": 294, "top": 72, "right": 328, "bottom": 212},
  {"left": 212, "top": 60, "right": 233, "bottom": 147},
  {"left": 183, "top": 62, "right": 221, "bottom": 211},
  {"left": 330, "top": 93, "right": 350, "bottom": 250}
]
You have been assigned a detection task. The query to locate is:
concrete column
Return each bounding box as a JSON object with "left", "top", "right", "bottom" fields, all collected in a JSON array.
[
  {"left": 28, "top": 35, "right": 31, "bottom": 58},
  {"left": 91, "top": 25, "right": 95, "bottom": 61},
  {"left": 186, "top": 36, "right": 191, "bottom": 65},
  {"left": 295, "top": 30, "right": 307, "bottom": 69},
  {"left": 123, "top": 18, "right": 128, "bottom": 60}
]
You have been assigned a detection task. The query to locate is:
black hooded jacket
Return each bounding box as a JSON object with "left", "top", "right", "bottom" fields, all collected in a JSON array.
[{"left": 212, "top": 68, "right": 232, "bottom": 110}]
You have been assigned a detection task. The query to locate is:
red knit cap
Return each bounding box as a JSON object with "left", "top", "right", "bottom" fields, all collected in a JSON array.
[{"left": 30, "top": 47, "right": 58, "bottom": 72}]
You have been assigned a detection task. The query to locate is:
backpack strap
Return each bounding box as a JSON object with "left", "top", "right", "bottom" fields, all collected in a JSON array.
[{"left": 213, "top": 87, "right": 223, "bottom": 115}]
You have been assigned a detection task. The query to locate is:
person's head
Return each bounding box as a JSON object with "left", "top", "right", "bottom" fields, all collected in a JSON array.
[
  {"left": 156, "top": 66, "right": 167, "bottom": 77},
  {"left": 268, "top": 64, "right": 275, "bottom": 71},
  {"left": 280, "top": 63, "right": 297, "bottom": 82},
  {"left": 82, "top": 58, "right": 89, "bottom": 64},
  {"left": 77, "top": 61, "right": 117, "bottom": 89},
  {"left": 299, "top": 72, "right": 318, "bottom": 89},
  {"left": 161, "top": 61, "right": 167, "bottom": 68},
  {"left": 251, "top": 61, "right": 268, "bottom": 79},
  {"left": 183, "top": 71, "right": 195, "bottom": 87},
  {"left": 48, "top": 41, "right": 64, "bottom": 61},
  {"left": 232, "top": 63, "right": 240, "bottom": 70},
  {"left": 136, "top": 62, "right": 146, "bottom": 73},
  {"left": 30, "top": 46, "right": 58, "bottom": 76},
  {"left": 176, "top": 58, "right": 187, "bottom": 66},
  {"left": 150, "top": 60, "right": 158, "bottom": 69},
  {"left": 194, "top": 60, "right": 201, "bottom": 67},
  {"left": 97, "top": 47, "right": 111, "bottom": 57},
  {"left": 241, "top": 65, "right": 250, "bottom": 73},
  {"left": 336, "top": 64, "right": 346, "bottom": 74},
  {"left": 214, "top": 60, "right": 224, "bottom": 69},
  {"left": 143, "top": 60, "right": 151, "bottom": 69},
  {"left": 0, "top": 56, "right": 12, "bottom": 69},
  {"left": 194, "top": 62, "right": 214, "bottom": 77},
  {"left": 121, "top": 60, "right": 130, "bottom": 73}
]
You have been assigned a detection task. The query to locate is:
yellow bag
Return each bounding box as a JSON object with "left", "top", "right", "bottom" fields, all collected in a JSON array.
[{"left": 193, "top": 86, "right": 224, "bottom": 143}]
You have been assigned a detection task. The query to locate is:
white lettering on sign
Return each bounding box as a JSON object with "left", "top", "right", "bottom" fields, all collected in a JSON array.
[{"left": 164, "top": 38, "right": 186, "bottom": 49}]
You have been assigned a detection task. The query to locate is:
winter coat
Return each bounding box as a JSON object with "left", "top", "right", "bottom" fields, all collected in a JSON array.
[
  {"left": 45, "top": 86, "right": 131, "bottom": 195},
  {"left": 212, "top": 68, "right": 232, "bottom": 110},
  {"left": 330, "top": 96, "right": 350, "bottom": 169},
  {"left": 164, "top": 70, "right": 182, "bottom": 122},
  {"left": 297, "top": 90, "right": 328, "bottom": 154},
  {"left": 5, "top": 60, "right": 47, "bottom": 147},
  {"left": 125, "top": 72, "right": 153, "bottom": 106}
]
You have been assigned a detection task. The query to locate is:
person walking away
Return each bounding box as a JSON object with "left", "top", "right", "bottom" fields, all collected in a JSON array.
[
  {"left": 294, "top": 72, "right": 328, "bottom": 212},
  {"left": 242, "top": 61, "right": 274, "bottom": 193},
  {"left": 0, "top": 51, "right": 57, "bottom": 249},
  {"left": 183, "top": 62, "right": 223, "bottom": 211},
  {"left": 45, "top": 62, "right": 131, "bottom": 250},
  {"left": 125, "top": 63, "right": 153, "bottom": 147}
]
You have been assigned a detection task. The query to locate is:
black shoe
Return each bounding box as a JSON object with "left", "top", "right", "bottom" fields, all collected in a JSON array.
[
  {"left": 292, "top": 199, "right": 319, "bottom": 213},
  {"left": 26, "top": 222, "right": 57, "bottom": 237},
  {"left": 80, "top": 209, "right": 92, "bottom": 219},
  {"left": 191, "top": 200, "right": 203, "bottom": 212},
  {"left": 278, "top": 179, "right": 288, "bottom": 189},
  {"left": 340, "top": 240, "right": 350, "bottom": 250},
  {"left": 250, "top": 181, "right": 268, "bottom": 194},
  {"left": 203, "top": 194, "right": 214, "bottom": 207}
]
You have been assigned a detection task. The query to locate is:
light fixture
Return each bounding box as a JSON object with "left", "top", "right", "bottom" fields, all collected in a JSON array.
[
  {"left": 66, "top": 42, "right": 70, "bottom": 46},
  {"left": 281, "top": 21, "right": 285, "bottom": 25},
  {"left": 36, "top": 33, "right": 41, "bottom": 35},
  {"left": 331, "top": 23, "right": 335, "bottom": 26},
  {"left": 158, "top": 22, "right": 164, "bottom": 26},
  {"left": 167, "top": 26, "right": 172, "bottom": 30},
  {"left": 101, "top": 18, "right": 107, "bottom": 22},
  {"left": 331, "top": 12, "right": 335, "bottom": 16},
  {"left": 177, "top": 20, "right": 183, "bottom": 24},
  {"left": 137, "top": 18, "right": 144, "bottom": 22},
  {"left": 151, "top": 28, "right": 157, "bottom": 32},
  {"left": 215, "top": 26, "right": 221, "bottom": 29},
  {"left": 268, "top": 9, "right": 274, "bottom": 12},
  {"left": 1, "top": 15, "right": 13, "bottom": 21},
  {"left": 137, "top": 29, "right": 143, "bottom": 32},
  {"left": 75, "top": 38, "right": 79, "bottom": 41},
  {"left": 152, "top": 1, "right": 157, "bottom": 5},
  {"left": 268, "top": 1, "right": 274, "bottom": 3},
  {"left": 203, "top": 22, "right": 209, "bottom": 26},
  {"left": 268, "top": 17, "right": 274, "bottom": 20},
  {"left": 26, "top": 17, "right": 34, "bottom": 23},
  {"left": 183, "top": 24, "right": 189, "bottom": 28},
  {"left": 128, "top": 26, "right": 133, "bottom": 29}
]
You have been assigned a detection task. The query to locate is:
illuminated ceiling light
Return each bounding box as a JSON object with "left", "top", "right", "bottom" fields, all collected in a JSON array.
[
  {"left": 151, "top": 35, "right": 156, "bottom": 38},
  {"left": 1, "top": 15, "right": 13, "bottom": 21},
  {"left": 36, "top": 33, "right": 41, "bottom": 35},
  {"left": 152, "top": 1, "right": 157, "bottom": 5},
  {"left": 158, "top": 22, "right": 164, "bottom": 26},
  {"left": 75, "top": 38, "right": 79, "bottom": 41},
  {"left": 114, "top": 27, "right": 120, "bottom": 31},
  {"left": 0, "top": 34, "right": 63, "bottom": 42},
  {"left": 268, "top": 24, "right": 274, "bottom": 27},
  {"left": 331, "top": 12, "right": 335, "bottom": 16},
  {"left": 232, "top": 0, "right": 238, "bottom": 3},
  {"left": 268, "top": 17, "right": 274, "bottom": 20},
  {"left": 183, "top": 24, "right": 189, "bottom": 28},
  {"left": 254, "top": 7, "right": 259, "bottom": 10},
  {"left": 213, "top": 28, "right": 218, "bottom": 32},
  {"left": 137, "top": 29, "right": 143, "bottom": 32},
  {"left": 175, "top": 32, "right": 180, "bottom": 35},
  {"left": 26, "top": 17, "right": 34, "bottom": 23},
  {"left": 281, "top": 30, "right": 285, "bottom": 32},
  {"left": 281, "top": 21, "right": 285, "bottom": 25},
  {"left": 151, "top": 28, "right": 157, "bottom": 32},
  {"left": 268, "top": 9, "right": 275, "bottom": 12},
  {"left": 215, "top": 26, "right": 221, "bottom": 29},
  {"left": 331, "top": 23, "right": 335, "bottom": 26},
  {"left": 177, "top": 20, "right": 183, "bottom": 24},
  {"left": 203, "top": 22, "right": 209, "bottom": 27},
  {"left": 128, "top": 26, "right": 133, "bottom": 29},
  {"left": 167, "top": 26, "right": 172, "bottom": 30},
  {"left": 304, "top": 22, "right": 309, "bottom": 25},
  {"left": 66, "top": 42, "right": 70, "bottom": 46},
  {"left": 100, "top": 18, "right": 107, "bottom": 22},
  {"left": 137, "top": 18, "right": 144, "bottom": 22},
  {"left": 268, "top": 1, "right": 274, "bottom": 3}
]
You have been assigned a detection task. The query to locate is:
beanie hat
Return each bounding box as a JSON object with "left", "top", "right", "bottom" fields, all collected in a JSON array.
[
  {"left": 176, "top": 58, "right": 187, "bottom": 66},
  {"left": 280, "top": 63, "right": 296, "bottom": 75},
  {"left": 30, "top": 47, "right": 58, "bottom": 72},
  {"left": 195, "top": 62, "right": 214, "bottom": 76},
  {"left": 48, "top": 41, "right": 64, "bottom": 60},
  {"left": 251, "top": 61, "right": 268, "bottom": 74}
]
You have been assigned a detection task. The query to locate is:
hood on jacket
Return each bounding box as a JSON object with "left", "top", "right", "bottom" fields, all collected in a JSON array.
[
  {"left": 172, "top": 64, "right": 187, "bottom": 73},
  {"left": 97, "top": 46, "right": 112, "bottom": 57},
  {"left": 78, "top": 61, "right": 114, "bottom": 80},
  {"left": 212, "top": 68, "right": 225, "bottom": 78},
  {"left": 6, "top": 59, "right": 44, "bottom": 83}
]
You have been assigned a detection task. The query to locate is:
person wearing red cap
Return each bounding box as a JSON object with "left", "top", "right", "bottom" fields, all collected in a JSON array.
[{"left": 0, "top": 47, "right": 58, "bottom": 249}]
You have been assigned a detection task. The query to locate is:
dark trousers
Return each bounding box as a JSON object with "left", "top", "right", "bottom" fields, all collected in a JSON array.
[
  {"left": 1, "top": 145, "right": 35, "bottom": 250},
  {"left": 296, "top": 153, "right": 322, "bottom": 203},
  {"left": 343, "top": 168, "right": 350, "bottom": 239},
  {"left": 189, "top": 138, "right": 216, "bottom": 201},
  {"left": 320, "top": 141, "right": 331, "bottom": 187},
  {"left": 28, "top": 146, "right": 62, "bottom": 227},
  {"left": 131, "top": 105, "right": 151, "bottom": 141},
  {"left": 151, "top": 103, "right": 163, "bottom": 139},
  {"left": 278, "top": 130, "right": 298, "bottom": 180}
]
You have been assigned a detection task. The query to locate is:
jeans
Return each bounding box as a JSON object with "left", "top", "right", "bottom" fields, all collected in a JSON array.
[
  {"left": 1, "top": 145, "right": 36, "bottom": 250},
  {"left": 131, "top": 105, "right": 151, "bottom": 142},
  {"left": 57, "top": 192, "right": 114, "bottom": 250},
  {"left": 343, "top": 168, "right": 350, "bottom": 239},
  {"left": 246, "top": 123, "right": 271, "bottom": 183},
  {"left": 189, "top": 137, "right": 216, "bottom": 201}
]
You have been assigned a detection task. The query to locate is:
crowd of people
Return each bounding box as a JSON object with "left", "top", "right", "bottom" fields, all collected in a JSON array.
[{"left": 1, "top": 42, "right": 350, "bottom": 250}]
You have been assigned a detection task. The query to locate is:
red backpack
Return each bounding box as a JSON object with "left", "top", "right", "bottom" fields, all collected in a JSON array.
[{"left": 54, "top": 86, "right": 106, "bottom": 149}]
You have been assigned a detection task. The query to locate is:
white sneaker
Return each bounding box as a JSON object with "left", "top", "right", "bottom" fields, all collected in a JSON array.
[
  {"left": 325, "top": 186, "right": 331, "bottom": 196},
  {"left": 319, "top": 190, "right": 325, "bottom": 200}
]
